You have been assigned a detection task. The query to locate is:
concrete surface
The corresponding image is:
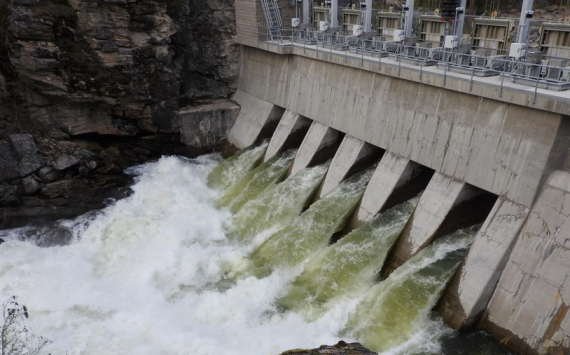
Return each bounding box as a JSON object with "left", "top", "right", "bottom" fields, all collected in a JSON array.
[
  {"left": 482, "top": 170, "right": 570, "bottom": 354},
  {"left": 178, "top": 100, "right": 240, "bottom": 148},
  {"left": 315, "top": 135, "right": 381, "bottom": 199},
  {"left": 226, "top": 90, "right": 284, "bottom": 150},
  {"left": 349, "top": 152, "right": 421, "bottom": 228},
  {"left": 264, "top": 110, "right": 311, "bottom": 162},
  {"left": 289, "top": 121, "right": 341, "bottom": 175},
  {"left": 383, "top": 172, "right": 476, "bottom": 273},
  {"left": 237, "top": 47, "right": 570, "bottom": 208},
  {"left": 439, "top": 197, "right": 530, "bottom": 330}
]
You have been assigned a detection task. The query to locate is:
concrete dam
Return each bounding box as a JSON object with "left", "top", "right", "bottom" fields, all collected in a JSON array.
[{"left": 180, "top": 4, "right": 570, "bottom": 351}]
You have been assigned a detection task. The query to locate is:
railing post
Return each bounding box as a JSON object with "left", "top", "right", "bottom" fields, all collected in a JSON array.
[
  {"left": 470, "top": 66, "right": 475, "bottom": 91},
  {"left": 533, "top": 75, "right": 539, "bottom": 105},
  {"left": 420, "top": 62, "right": 423, "bottom": 81},
  {"left": 443, "top": 60, "right": 448, "bottom": 87},
  {"left": 500, "top": 72, "right": 504, "bottom": 98}
]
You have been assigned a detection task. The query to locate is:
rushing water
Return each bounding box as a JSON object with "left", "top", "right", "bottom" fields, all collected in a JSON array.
[{"left": 0, "top": 150, "right": 512, "bottom": 355}]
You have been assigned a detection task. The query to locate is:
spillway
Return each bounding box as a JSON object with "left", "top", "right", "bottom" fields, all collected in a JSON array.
[{"left": 0, "top": 146, "right": 507, "bottom": 355}]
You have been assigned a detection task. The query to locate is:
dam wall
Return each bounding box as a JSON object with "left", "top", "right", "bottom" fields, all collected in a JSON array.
[{"left": 219, "top": 44, "right": 570, "bottom": 354}]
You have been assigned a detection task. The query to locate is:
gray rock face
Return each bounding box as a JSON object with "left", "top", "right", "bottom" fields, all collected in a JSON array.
[
  {"left": 0, "top": 143, "right": 20, "bottom": 182},
  {"left": 0, "top": 0, "right": 239, "bottom": 138},
  {"left": 0, "top": 183, "right": 23, "bottom": 206},
  {"left": 22, "top": 175, "right": 41, "bottom": 194},
  {"left": 53, "top": 155, "right": 81, "bottom": 171},
  {"left": 19, "top": 152, "right": 45, "bottom": 177},
  {"left": 9, "top": 134, "right": 37, "bottom": 158},
  {"left": 38, "top": 166, "right": 62, "bottom": 183}
]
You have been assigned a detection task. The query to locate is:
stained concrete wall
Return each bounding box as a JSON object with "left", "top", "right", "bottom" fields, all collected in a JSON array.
[
  {"left": 439, "top": 197, "right": 530, "bottom": 330},
  {"left": 226, "top": 90, "right": 284, "bottom": 151},
  {"left": 383, "top": 172, "right": 478, "bottom": 273},
  {"left": 482, "top": 170, "right": 570, "bottom": 354},
  {"left": 264, "top": 110, "right": 311, "bottom": 162},
  {"left": 237, "top": 46, "right": 568, "bottom": 209},
  {"left": 316, "top": 135, "right": 381, "bottom": 200},
  {"left": 349, "top": 152, "right": 422, "bottom": 227},
  {"left": 289, "top": 121, "right": 341, "bottom": 175}
]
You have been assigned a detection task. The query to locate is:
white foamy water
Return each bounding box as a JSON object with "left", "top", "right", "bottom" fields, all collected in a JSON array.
[{"left": 0, "top": 156, "right": 352, "bottom": 355}]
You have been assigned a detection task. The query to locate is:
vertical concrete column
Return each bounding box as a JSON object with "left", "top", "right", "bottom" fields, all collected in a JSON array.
[
  {"left": 303, "top": 0, "right": 310, "bottom": 25},
  {"left": 383, "top": 172, "right": 475, "bottom": 273},
  {"left": 364, "top": 0, "right": 372, "bottom": 33},
  {"left": 315, "top": 135, "right": 381, "bottom": 200},
  {"left": 289, "top": 121, "right": 341, "bottom": 175},
  {"left": 481, "top": 170, "right": 570, "bottom": 354},
  {"left": 264, "top": 111, "right": 312, "bottom": 162},
  {"left": 404, "top": 0, "right": 414, "bottom": 37},
  {"left": 349, "top": 152, "right": 421, "bottom": 228},
  {"left": 226, "top": 90, "right": 284, "bottom": 151},
  {"left": 438, "top": 197, "right": 529, "bottom": 330},
  {"left": 331, "top": 0, "right": 339, "bottom": 30}
]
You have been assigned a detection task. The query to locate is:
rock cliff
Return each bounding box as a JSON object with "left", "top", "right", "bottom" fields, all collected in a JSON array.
[
  {"left": 0, "top": 0, "right": 239, "bottom": 137},
  {"left": 0, "top": 0, "right": 240, "bottom": 227}
]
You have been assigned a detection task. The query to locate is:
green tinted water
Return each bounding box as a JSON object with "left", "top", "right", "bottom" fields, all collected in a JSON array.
[
  {"left": 207, "top": 142, "right": 268, "bottom": 190},
  {"left": 216, "top": 149, "right": 297, "bottom": 214},
  {"left": 248, "top": 168, "right": 374, "bottom": 278},
  {"left": 342, "top": 227, "right": 478, "bottom": 352},
  {"left": 278, "top": 196, "right": 420, "bottom": 316},
  {"left": 228, "top": 163, "right": 330, "bottom": 244}
]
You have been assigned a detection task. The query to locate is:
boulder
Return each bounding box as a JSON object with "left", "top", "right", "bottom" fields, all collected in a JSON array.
[
  {"left": 0, "top": 183, "right": 23, "bottom": 206},
  {"left": 9, "top": 133, "right": 37, "bottom": 158},
  {"left": 279, "top": 342, "right": 377, "bottom": 355},
  {"left": 53, "top": 154, "right": 81, "bottom": 170},
  {"left": 22, "top": 175, "right": 41, "bottom": 194},
  {"left": 38, "top": 166, "right": 62, "bottom": 183},
  {"left": 19, "top": 153, "right": 45, "bottom": 177},
  {"left": 0, "top": 143, "right": 20, "bottom": 182}
]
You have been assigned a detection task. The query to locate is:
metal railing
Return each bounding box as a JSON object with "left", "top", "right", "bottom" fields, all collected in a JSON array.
[{"left": 255, "top": 25, "right": 570, "bottom": 95}]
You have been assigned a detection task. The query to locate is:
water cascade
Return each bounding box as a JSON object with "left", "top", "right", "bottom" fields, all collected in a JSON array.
[
  {"left": 216, "top": 149, "right": 297, "bottom": 213},
  {"left": 342, "top": 227, "right": 478, "bottom": 352},
  {"left": 247, "top": 168, "right": 374, "bottom": 278},
  {"left": 228, "top": 163, "right": 330, "bottom": 244},
  {"left": 278, "top": 196, "right": 420, "bottom": 317},
  {"left": 207, "top": 142, "right": 268, "bottom": 190},
  {"left": 0, "top": 148, "right": 505, "bottom": 355}
]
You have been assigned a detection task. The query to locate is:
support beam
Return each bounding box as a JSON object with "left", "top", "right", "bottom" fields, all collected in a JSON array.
[
  {"left": 315, "top": 135, "right": 382, "bottom": 200},
  {"left": 225, "top": 91, "right": 284, "bottom": 153},
  {"left": 264, "top": 111, "right": 312, "bottom": 162},
  {"left": 289, "top": 121, "right": 341, "bottom": 175},
  {"left": 348, "top": 152, "right": 422, "bottom": 228},
  {"left": 438, "top": 198, "right": 529, "bottom": 330},
  {"left": 382, "top": 172, "right": 479, "bottom": 274},
  {"left": 303, "top": 0, "right": 310, "bottom": 25}
]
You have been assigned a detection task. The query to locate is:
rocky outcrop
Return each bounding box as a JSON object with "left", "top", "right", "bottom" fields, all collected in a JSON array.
[
  {"left": 0, "top": 131, "right": 194, "bottom": 228},
  {"left": 0, "top": 0, "right": 240, "bottom": 226},
  {"left": 0, "top": 0, "right": 239, "bottom": 138},
  {"left": 279, "top": 342, "right": 377, "bottom": 355}
]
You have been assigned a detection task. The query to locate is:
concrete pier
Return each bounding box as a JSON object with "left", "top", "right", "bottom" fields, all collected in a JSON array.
[
  {"left": 438, "top": 197, "right": 530, "bottom": 330},
  {"left": 315, "top": 135, "right": 382, "bottom": 200},
  {"left": 383, "top": 173, "right": 477, "bottom": 273},
  {"left": 349, "top": 152, "right": 423, "bottom": 228},
  {"left": 264, "top": 110, "right": 311, "bottom": 162},
  {"left": 289, "top": 121, "right": 342, "bottom": 175},
  {"left": 225, "top": 90, "right": 284, "bottom": 151},
  {"left": 482, "top": 171, "right": 570, "bottom": 354}
]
